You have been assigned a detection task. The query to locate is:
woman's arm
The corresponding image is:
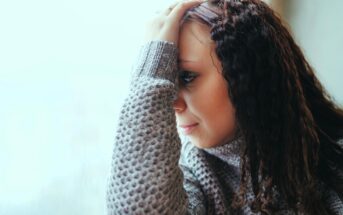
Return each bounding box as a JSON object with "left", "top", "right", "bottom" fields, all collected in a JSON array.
[
  {"left": 179, "top": 137, "right": 209, "bottom": 214},
  {"left": 106, "top": 40, "right": 188, "bottom": 214},
  {"left": 106, "top": 2, "right": 205, "bottom": 213}
]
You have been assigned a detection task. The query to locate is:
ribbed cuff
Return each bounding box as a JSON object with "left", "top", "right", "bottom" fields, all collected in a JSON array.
[{"left": 133, "top": 40, "right": 179, "bottom": 83}]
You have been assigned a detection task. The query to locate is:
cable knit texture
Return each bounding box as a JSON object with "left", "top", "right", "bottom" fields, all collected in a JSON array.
[{"left": 106, "top": 40, "right": 343, "bottom": 215}]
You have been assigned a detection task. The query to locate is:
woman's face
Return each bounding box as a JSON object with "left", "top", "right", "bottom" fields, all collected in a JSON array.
[{"left": 173, "top": 21, "right": 237, "bottom": 149}]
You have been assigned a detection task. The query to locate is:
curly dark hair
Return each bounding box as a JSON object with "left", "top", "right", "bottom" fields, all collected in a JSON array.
[{"left": 183, "top": 0, "right": 343, "bottom": 214}]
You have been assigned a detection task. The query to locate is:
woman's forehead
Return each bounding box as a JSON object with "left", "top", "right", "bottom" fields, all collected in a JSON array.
[
  {"left": 179, "top": 22, "right": 215, "bottom": 60},
  {"left": 179, "top": 21, "right": 221, "bottom": 71},
  {"left": 182, "top": 21, "right": 213, "bottom": 44}
]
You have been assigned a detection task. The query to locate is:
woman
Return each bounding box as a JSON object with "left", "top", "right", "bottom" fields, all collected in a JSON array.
[{"left": 106, "top": 0, "right": 343, "bottom": 214}]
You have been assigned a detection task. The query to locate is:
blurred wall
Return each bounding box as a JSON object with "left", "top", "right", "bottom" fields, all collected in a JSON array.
[
  {"left": 271, "top": 0, "right": 343, "bottom": 104},
  {"left": 0, "top": 0, "right": 155, "bottom": 214}
]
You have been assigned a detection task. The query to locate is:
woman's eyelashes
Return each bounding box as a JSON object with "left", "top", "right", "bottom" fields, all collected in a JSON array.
[{"left": 178, "top": 70, "right": 198, "bottom": 85}]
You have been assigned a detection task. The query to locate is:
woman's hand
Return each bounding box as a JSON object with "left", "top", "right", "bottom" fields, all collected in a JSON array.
[{"left": 144, "top": 0, "right": 203, "bottom": 46}]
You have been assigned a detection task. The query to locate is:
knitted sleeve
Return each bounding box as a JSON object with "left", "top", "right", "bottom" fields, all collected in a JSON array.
[
  {"left": 180, "top": 141, "right": 207, "bottom": 215},
  {"left": 106, "top": 41, "right": 189, "bottom": 214}
]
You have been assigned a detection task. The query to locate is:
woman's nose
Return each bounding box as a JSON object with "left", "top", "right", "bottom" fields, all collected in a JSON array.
[{"left": 173, "top": 92, "right": 186, "bottom": 113}]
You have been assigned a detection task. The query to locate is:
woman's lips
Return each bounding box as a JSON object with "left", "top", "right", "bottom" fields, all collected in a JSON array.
[{"left": 179, "top": 123, "right": 199, "bottom": 135}]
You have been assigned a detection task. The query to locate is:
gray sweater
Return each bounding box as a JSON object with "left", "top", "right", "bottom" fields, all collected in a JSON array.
[{"left": 106, "top": 41, "right": 343, "bottom": 215}]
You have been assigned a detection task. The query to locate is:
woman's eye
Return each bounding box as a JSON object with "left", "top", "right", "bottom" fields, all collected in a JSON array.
[{"left": 179, "top": 71, "right": 198, "bottom": 85}]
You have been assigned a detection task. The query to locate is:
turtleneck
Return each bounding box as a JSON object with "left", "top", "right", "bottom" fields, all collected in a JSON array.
[{"left": 203, "top": 133, "right": 245, "bottom": 168}]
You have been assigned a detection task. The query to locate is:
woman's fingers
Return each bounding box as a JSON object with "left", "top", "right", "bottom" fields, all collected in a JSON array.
[
  {"left": 162, "top": 1, "right": 181, "bottom": 15},
  {"left": 168, "top": 0, "right": 203, "bottom": 21},
  {"left": 144, "top": 0, "right": 203, "bottom": 45}
]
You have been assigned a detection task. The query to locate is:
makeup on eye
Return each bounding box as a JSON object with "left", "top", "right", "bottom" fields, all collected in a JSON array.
[{"left": 178, "top": 70, "right": 199, "bottom": 85}]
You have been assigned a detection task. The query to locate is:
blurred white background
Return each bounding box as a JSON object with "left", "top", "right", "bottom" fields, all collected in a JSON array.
[{"left": 0, "top": 0, "right": 342, "bottom": 214}]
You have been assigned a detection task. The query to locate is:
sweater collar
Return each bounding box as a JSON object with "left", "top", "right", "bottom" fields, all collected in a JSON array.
[{"left": 203, "top": 133, "right": 245, "bottom": 167}]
